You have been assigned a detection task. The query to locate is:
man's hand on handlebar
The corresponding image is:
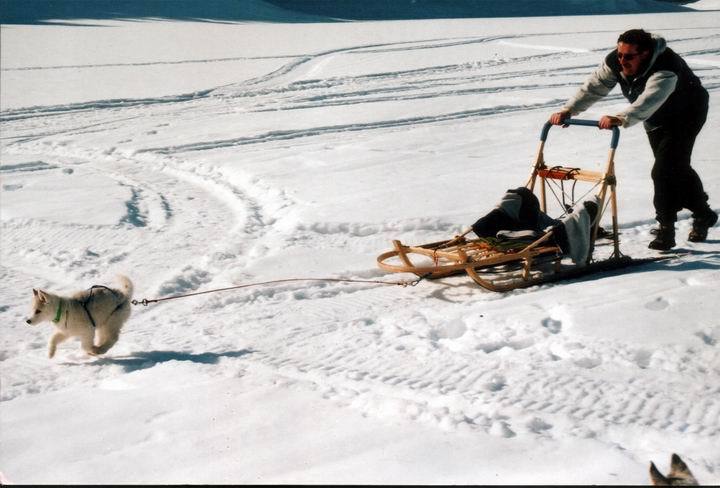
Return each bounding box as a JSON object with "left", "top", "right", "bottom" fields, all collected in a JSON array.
[
  {"left": 549, "top": 110, "right": 571, "bottom": 127},
  {"left": 598, "top": 115, "right": 623, "bottom": 130}
]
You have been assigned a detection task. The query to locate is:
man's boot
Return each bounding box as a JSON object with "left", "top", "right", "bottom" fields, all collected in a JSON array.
[
  {"left": 648, "top": 224, "right": 675, "bottom": 251},
  {"left": 688, "top": 208, "right": 718, "bottom": 242}
]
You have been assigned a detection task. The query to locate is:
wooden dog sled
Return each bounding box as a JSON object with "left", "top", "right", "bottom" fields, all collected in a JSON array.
[{"left": 377, "top": 119, "right": 657, "bottom": 292}]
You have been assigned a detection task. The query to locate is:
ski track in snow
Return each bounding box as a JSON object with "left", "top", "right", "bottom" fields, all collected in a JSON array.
[{"left": 2, "top": 25, "right": 720, "bottom": 480}]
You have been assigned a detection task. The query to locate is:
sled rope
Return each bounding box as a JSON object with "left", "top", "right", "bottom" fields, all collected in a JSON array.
[
  {"left": 544, "top": 167, "right": 600, "bottom": 219},
  {"left": 548, "top": 166, "right": 580, "bottom": 213},
  {"left": 131, "top": 275, "right": 429, "bottom": 307}
]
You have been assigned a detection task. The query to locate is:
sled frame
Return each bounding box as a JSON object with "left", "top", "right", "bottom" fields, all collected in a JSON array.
[{"left": 377, "top": 119, "right": 622, "bottom": 291}]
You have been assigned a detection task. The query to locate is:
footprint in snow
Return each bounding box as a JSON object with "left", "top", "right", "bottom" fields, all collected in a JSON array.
[
  {"left": 574, "top": 356, "right": 602, "bottom": 369},
  {"left": 490, "top": 420, "right": 516, "bottom": 438},
  {"left": 541, "top": 317, "right": 562, "bottom": 334},
  {"left": 430, "top": 319, "right": 467, "bottom": 341},
  {"left": 645, "top": 296, "right": 669, "bottom": 311},
  {"left": 694, "top": 331, "right": 717, "bottom": 347},
  {"left": 527, "top": 417, "right": 553, "bottom": 434},
  {"left": 634, "top": 349, "right": 651, "bottom": 369},
  {"left": 484, "top": 374, "right": 506, "bottom": 392}
]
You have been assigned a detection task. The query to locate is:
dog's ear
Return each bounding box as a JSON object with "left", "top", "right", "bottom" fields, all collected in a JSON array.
[
  {"left": 36, "top": 290, "right": 49, "bottom": 304},
  {"left": 668, "top": 454, "right": 697, "bottom": 485},
  {"left": 650, "top": 461, "right": 669, "bottom": 486},
  {"left": 33, "top": 288, "right": 38, "bottom": 296}
]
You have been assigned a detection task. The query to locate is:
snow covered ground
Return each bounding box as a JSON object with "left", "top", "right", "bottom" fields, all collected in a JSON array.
[{"left": 1, "top": 0, "right": 720, "bottom": 484}]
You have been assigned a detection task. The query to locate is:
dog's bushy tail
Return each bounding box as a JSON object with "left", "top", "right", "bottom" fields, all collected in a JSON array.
[{"left": 115, "top": 274, "right": 134, "bottom": 300}]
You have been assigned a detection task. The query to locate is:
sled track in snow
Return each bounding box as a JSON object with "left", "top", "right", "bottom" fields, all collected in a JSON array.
[
  {"left": 233, "top": 281, "right": 720, "bottom": 440},
  {"left": 0, "top": 54, "right": 298, "bottom": 72},
  {"left": 0, "top": 145, "right": 269, "bottom": 290},
  {"left": 139, "top": 100, "right": 570, "bottom": 154},
  {"left": 0, "top": 90, "right": 215, "bottom": 123},
  {"left": 4, "top": 31, "right": 719, "bottom": 147}
]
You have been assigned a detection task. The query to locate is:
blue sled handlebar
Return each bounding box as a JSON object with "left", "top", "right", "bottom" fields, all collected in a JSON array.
[{"left": 541, "top": 119, "right": 620, "bottom": 149}]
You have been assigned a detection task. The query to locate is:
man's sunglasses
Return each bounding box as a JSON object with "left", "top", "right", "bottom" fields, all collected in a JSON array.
[{"left": 617, "top": 52, "right": 641, "bottom": 61}]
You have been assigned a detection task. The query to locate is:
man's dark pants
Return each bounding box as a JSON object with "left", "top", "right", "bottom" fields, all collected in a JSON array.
[{"left": 647, "top": 88, "right": 710, "bottom": 225}]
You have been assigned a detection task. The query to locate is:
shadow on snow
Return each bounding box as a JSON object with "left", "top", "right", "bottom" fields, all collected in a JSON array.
[{"left": 93, "top": 349, "right": 254, "bottom": 372}]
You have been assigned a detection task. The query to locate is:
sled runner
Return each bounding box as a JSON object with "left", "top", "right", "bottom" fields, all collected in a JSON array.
[{"left": 377, "top": 119, "right": 656, "bottom": 292}]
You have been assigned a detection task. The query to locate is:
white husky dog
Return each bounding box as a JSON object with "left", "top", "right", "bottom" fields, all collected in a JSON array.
[{"left": 26, "top": 275, "right": 133, "bottom": 358}]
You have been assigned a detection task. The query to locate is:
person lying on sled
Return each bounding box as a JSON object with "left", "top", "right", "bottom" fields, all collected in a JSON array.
[{"left": 470, "top": 187, "right": 599, "bottom": 265}]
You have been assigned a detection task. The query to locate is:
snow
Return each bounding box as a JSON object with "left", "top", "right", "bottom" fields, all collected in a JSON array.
[{"left": 1, "top": 0, "right": 719, "bottom": 484}]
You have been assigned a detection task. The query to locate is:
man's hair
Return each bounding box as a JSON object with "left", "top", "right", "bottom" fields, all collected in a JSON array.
[{"left": 617, "top": 29, "right": 654, "bottom": 52}]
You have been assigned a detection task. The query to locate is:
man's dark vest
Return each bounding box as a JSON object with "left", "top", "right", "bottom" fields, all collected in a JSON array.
[{"left": 605, "top": 47, "right": 707, "bottom": 128}]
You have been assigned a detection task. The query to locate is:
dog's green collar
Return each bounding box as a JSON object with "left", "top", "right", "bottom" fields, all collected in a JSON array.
[{"left": 52, "top": 301, "right": 63, "bottom": 323}]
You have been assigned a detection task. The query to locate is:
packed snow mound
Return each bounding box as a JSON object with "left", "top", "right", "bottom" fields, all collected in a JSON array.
[
  {"left": 688, "top": 0, "right": 720, "bottom": 9},
  {"left": 0, "top": 0, "right": 698, "bottom": 24}
]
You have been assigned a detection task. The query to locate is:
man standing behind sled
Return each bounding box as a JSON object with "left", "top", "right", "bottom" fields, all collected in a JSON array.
[{"left": 549, "top": 29, "right": 717, "bottom": 251}]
